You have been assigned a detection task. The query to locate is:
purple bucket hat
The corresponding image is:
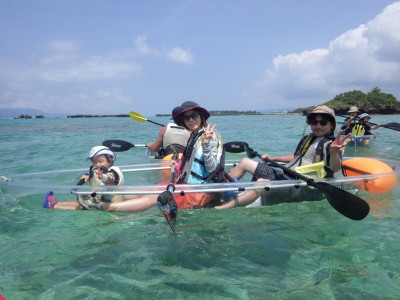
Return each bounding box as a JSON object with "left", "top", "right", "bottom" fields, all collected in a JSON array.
[{"left": 172, "top": 101, "right": 210, "bottom": 127}]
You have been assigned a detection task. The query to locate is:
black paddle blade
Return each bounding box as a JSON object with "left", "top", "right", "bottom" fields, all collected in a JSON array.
[
  {"left": 223, "top": 141, "right": 247, "bottom": 153},
  {"left": 102, "top": 140, "right": 134, "bottom": 152},
  {"left": 382, "top": 122, "right": 400, "bottom": 131},
  {"left": 317, "top": 182, "right": 370, "bottom": 220},
  {"left": 242, "top": 144, "right": 258, "bottom": 159},
  {"left": 157, "top": 191, "right": 177, "bottom": 233}
]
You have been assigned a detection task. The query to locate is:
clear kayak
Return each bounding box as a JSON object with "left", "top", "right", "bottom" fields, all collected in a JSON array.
[
  {"left": 347, "top": 134, "right": 377, "bottom": 150},
  {"left": 1, "top": 157, "right": 398, "bottom": 207}
]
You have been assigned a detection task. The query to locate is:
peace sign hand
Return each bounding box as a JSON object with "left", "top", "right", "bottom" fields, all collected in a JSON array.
[
  {"left": 330, "top": 129, "right": 351, "bottom": 154},
  {"left": 203, "top": 124, "right": 216, "bottom": 143}
]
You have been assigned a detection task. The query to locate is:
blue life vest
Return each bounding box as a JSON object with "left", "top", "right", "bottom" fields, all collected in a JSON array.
[{"left": 178, "top": 129, "right": 224, "bottom": 184}]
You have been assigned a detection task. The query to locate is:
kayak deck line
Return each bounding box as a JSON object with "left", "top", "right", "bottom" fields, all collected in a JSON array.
[
  {"left": 67, "top": 175, "right": 379, "bottom": 196},
  {"left": 122, "top": 162, "right": 239, "bottom": 173},
  {"left": 1, "top": 160, "right": 241, "bottom": 177},
  {"left": 0, "top": 171, "right": 388, "bottom": 192},
  {"left": 123, "top": 166, "right": 170, "bottom": 172}
]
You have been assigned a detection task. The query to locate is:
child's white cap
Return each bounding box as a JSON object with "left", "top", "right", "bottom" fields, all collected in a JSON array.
[
  {"left": 359, "top": 113, "right": 371, "bottom": 119},
  {"left": 87, "top": 146, "right": 116, "bottom": 161}
]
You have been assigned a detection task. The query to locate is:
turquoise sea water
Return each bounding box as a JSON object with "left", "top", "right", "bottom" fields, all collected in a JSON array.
[{"left": 1, "top": 114, "right": 400, "bottom": 299}]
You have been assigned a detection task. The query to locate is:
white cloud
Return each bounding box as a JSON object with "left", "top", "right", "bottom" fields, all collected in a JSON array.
[
  {"left": 259, "top": 1, "right": 400, "bottom": 106},
  {"left": 33, "top": 35, "right": 194, "bottom": 83},
  {"left": 134, "top": 35, "right": 194, "bottom": 64},
  {"left": 48, "top": 39, "right": 79, "bottom": 53},
  {"left": 0, "top": 32, "right": 194, "bottom": 113},
  {"left": 40, "top": 56, "right": 137, "bottom": 82},
  {"left": 134, "top": 35, "right": 153, "bottom": 55},
  {"left": 166, "top": 47, "right": 194, "bottom": 64},
  {"left": 41, "top": 39, "right": 80, "bottom": 64}
]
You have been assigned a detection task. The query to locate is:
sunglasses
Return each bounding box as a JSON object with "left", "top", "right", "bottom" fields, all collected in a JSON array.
[
  {"left": 182, "top": 111, "right": 200, "bottom": 122},
  {"left": 308, "top": 119, "right": 329, "bottom": 126}
]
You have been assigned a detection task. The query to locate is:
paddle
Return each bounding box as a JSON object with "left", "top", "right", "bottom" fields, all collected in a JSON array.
[
  {"left": 102, "top": 140, "right": 146, "bottom": 152},
  {"left": 157, "top": 153, "right": 178, "bottom": 233},
  {"left": 223, "top": 141, "right": 370, "bottom": 221},
  {"left": 129, "top": 111, "right": 165, "bottom": 127},
  {"left": 104, "top": 139, "right": 240, "bottom": 156},
  {"left": 338, "top": 115, "right": 400, "bottom": 132}
]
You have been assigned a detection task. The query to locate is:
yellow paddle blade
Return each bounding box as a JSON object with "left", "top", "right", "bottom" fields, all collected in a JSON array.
[{"left": 129, "top": 111, "right": 147, "bottom": 122}]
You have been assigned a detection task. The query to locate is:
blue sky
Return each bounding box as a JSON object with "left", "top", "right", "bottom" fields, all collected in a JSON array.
[{"left": 1, "top": 0, "right": 399, "bottom": 115}]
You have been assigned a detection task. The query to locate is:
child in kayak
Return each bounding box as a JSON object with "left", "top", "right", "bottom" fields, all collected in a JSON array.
[
  {"left": 43, "top": 146, "right": 124, "bottom": 210},
  {"left": 358, "top": 113, "right": 381, "bottom": 135}
]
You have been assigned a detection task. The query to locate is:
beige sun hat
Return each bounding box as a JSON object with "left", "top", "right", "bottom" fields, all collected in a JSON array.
[
  {"left": 347, "top": 106, "right": 359, "bottom": 113},
  {"left": 307, "top": 105, "right": 336, "bottom": 131}
]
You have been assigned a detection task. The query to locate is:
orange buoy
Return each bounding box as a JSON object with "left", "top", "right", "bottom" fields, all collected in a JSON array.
[
  {"left": 160, "top": 153, "right": 183, "bottom": 180},
  {"left": 342, "top": 158, "right": 398, "bottom": 194}
]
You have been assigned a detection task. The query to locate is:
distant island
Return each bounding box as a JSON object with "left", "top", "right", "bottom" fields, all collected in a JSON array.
[
  {"left": 66, "top": 111, "right": 266, "bottom": 118},
  {"left": 14, "top": 114, "right": 45, "bottom": 119},
  {"left": 4, "top": 87, "right": 400, "bottom": 119},
  {"left": 299, "top": 87, "right": 400, "bottom": 115},
  {"left": 156, "top": 110, "right": 264, "bottom": 117}
]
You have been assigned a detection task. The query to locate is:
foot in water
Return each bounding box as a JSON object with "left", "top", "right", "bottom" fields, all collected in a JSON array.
[
  {"left": 157, "top": 191, "right": 177, "bottom": 222},
  {"left": 76, "top": 195, "right": 105, "bottom": 211},
  {"left": 43, "top": 191, "right": 57, "bottom": 209}
]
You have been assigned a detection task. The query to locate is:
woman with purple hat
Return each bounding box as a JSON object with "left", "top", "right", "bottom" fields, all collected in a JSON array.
[{"left": 77, "top": 101, "right": 226, "bottom": 212}]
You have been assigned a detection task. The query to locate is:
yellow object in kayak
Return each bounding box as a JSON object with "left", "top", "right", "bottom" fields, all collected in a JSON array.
[
  {"left": 352, "top": 124, "right": 365, "bottom": 137},
  {"left": 295, "top": 161, "right": 326, "bottom": 179}
]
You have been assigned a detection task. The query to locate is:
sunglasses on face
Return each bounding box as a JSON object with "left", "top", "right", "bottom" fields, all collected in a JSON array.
[
  {"left": 182, "top": 111, "right": 200, "bottom": 122},
  {"left": 308, "top": 119, "right": 329, "bottom": 126}
]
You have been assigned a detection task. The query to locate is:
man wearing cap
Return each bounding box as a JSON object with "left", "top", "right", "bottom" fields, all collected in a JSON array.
[
  {"left": 216, "top": 105, "right": 351, "bottom": 208},
  {"left": 341, "top": 106, "right": 360, "bottom": 134}
]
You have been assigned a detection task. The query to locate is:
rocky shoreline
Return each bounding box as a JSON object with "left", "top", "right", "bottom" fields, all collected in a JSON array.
[{"left": 14, "top": 114, "right": 45, "bottom": 119}]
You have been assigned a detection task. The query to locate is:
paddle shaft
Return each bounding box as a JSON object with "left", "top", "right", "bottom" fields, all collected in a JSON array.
[
  {"left": 147, "top": 119, "right": 165, "bottom": 127},
  {"left": 160, "top": 153, "right": 178, "bottom": 233},
  {"left": 250, "top": 150, "right": 371, "bottom": 190},
  {"left": 168, "top": 165, "right": 176, "bottom": 192},
  {"left": 130, "top": 111, "right": 165, "bottom": 127},
  {"left": 168, "top": 152, "right": 178, "bottom": 191},
  {"left": 251, "top": 151, "right": 315, "bottom": 184},
  {"left": 224, "top": 141, "right": 372, "bottom": 176}
]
